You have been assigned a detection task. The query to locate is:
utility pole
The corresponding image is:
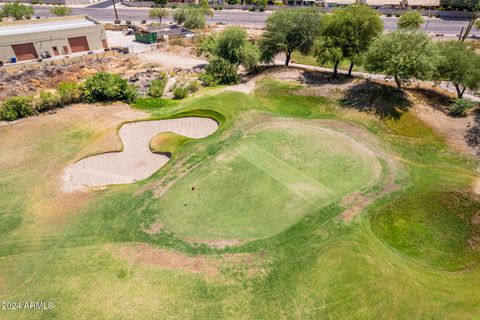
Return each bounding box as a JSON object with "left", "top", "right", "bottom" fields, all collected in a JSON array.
[
  {"left": 460, "top": 3, "right": 479, "bottom": 42},
  {"left": 112, "top": 0, "right": 119, "bottom": 21},
  {"left": 425, "top": 0, "right": 431, "bottom": 32}
]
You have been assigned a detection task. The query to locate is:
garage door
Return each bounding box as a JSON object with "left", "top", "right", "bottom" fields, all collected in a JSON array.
[
  {"left": 11, "top": 43, "right": 38, "bottom": 61},
  {"left": 68, "top": 36, "right": 90, "bottom": 53}
]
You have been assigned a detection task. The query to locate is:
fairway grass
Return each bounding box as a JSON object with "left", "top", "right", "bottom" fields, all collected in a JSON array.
[{"left": 0, "top": 79, "right": 479, "bottom": 319}]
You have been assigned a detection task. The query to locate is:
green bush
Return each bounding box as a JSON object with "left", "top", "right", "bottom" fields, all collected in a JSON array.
[
  {"left": 50, "top": 6, "right": 71, "bottom": 16},
  {"left": 36, "top": 91, "right": 61, "bottom": 112},
  {"left": 174, "top": 7, "right": 206, "bottom": 29},
  {"left": 0, "top": 3, "right": 34, "bottom": 20},
  {"left": 57, "top": 81, "right": 82, "bottom": 105},
  {"left": 184, "top": 8, "right": 206, "bottom": 29},
  {"left": 173, "top": 85, "right": 189, "bottom": 99},
  {"left": 148, "top": 76, "right": 168, "bottom": 98},
  {"left": 0, "top": 96, "right": 34, "bottom": 121},
  {"left": 187, "top": 80, "right": 200, "bottom": 93},
  {"left": 199, "top": 73, "right": 220, "bottom": 87},
  {"left": 450, "top": 98, "right": 475, "bottom": 117},
  {"left": 82, "top": 72, "right": 137, "bottom": 103}
]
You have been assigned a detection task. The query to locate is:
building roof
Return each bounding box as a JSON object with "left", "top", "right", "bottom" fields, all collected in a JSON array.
[{"left": 0, "top": 16, "right": 98, "bottom": 37}]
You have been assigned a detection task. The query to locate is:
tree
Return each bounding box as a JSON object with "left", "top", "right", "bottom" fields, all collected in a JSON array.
[
  {"left": 397, "top": 11, "right": 424, "bottom": 30},
  {"left": 259, "top": 8, "right": 323, "bottom": 66},
  {"left": 201, "top": 27, "right": 260, "bottom": 84},
  {"left": 257, "top": 0, "right": 267, "bottom": 9},
  {"left": 149, "top": 8, "right": 168, "bottom": 24},
  {"left": 0, "top": 2, "right": 34, "bottom": 20},
  {"left": 199, "top": 0, "right": 213, "bottom": 17},
  {"left": 50, "top": 6, "right": 71, "bottom": 17},
  {"left": 313, "top": 37, "right": 344, "bottom": 78},
  {"left": 435, "top": 41, "right": 480, "bottom": 98},
  {"left": 365, "top": 31, "right": 436, "bottom": 89},
  {"left": 314, "top": 4, "right": 383, "bottom": 77}
]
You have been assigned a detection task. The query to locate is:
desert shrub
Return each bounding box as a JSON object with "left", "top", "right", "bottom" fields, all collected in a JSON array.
[
  {"left": 184, "top": 8, "right": 206, "bottom": 29},
  {"left": 50, "top": 6, "right": 71, "bottom": 16},
  {"left": 0, "top": 96, "right": 34, "bottom": 121},
  {"left": 82, "top": 72, "right": 137, "bottom": 103},
  {"left": 199, "top": 73, "right": 220, "bottom": 87},
  {"left": 450, "top": 98, "right": 475, "bottom": 117},
  {"left": 148, "top": 75, "right": 168, "bottom": 98},
  {"left": 57, "top": 81, "right": 82, "bottom": 105},
  {"left": 36, "top": 91, "right": 61, "bottom": 112},
  {"left": 187, "top": 79, "right": 200, "bottom": 93},
  {"left": 173, "top": 85, "right": 189, "bottom": 99}
]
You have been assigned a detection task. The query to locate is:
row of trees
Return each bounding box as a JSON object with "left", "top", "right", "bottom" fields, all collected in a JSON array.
[{"left": 201, "top": 6, "right": 480, "bottom": 98}]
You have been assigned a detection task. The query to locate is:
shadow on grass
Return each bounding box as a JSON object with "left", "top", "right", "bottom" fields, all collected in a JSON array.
[
  {"left": 410, "top": 88, "right": 454, "bottom": 112},
  {"left": 341, "top": 82, "right": 413, "bottom": 120}
]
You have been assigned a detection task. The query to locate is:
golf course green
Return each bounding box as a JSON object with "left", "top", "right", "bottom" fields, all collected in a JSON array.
[{"left": 0, "top": 78, "right": 479, "bottom": 319}]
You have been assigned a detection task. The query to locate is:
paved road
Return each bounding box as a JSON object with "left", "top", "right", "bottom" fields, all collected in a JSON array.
[
  {"left": 87, "top": 0, "right": 121, "bottom": 9},
  {"left": 27, "top": 6, "right": 480, "bottom": 36}
]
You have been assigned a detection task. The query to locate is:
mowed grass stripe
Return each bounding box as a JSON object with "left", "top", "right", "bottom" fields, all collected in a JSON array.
[{"left": 238, "top": 143, "right": 333, "bottom": 201}]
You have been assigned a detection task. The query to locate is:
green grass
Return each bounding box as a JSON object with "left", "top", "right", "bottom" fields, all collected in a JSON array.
[
  {"left": 291, "top": 50, "right": 366, "bottom": 73},
  {"left": 0, "top": 79, "right": 480, "bottom": 319},
  {"left": 154, "top": 119, "right": 381, "bottom": 239}
]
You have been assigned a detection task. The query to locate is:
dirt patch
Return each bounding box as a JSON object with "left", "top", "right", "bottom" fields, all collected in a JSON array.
[
  {"left": 474, "top": 178, "right": 480, "bottom": 196},
  {"left": 142, "top": 221, "right": 165, "bottom": 235},
  {"left": 114, "top": 243, "right": 265, "bottom": 278},
  {"left": 185, "top": 239, "right": 243, "bottom": 249},
  {"left": 117, "top": 243, "right": 220, "bottom": 276},
  {"left": 413, "top": 102, "right": 476, "bottom": 157},
  {"left": 137, "top": 50, "right": 207, "bottom": 69}
]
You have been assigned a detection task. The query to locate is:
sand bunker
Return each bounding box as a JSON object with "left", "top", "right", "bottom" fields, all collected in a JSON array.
[{"left": 64, "top": 117, "right": 218, "bottom": 191}]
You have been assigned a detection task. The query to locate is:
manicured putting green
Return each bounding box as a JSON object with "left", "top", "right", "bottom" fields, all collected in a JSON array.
[{"left": 154, "top": 118, "right": 383, "bottom": 240}]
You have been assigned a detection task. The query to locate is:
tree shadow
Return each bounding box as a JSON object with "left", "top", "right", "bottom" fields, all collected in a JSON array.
[
  {"left": 301, "top": 70, "right": 353, "bottom": 86},
  {"left": 341, "top": 82, "right": 413, "bottom": 120},
  {"left": 409, "top": 88, "right": 454, "bottom": 113}
]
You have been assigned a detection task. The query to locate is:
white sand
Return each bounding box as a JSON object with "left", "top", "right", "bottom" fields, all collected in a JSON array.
[{"left": 63, "top": 117, "right": 218, "bottom": 191}]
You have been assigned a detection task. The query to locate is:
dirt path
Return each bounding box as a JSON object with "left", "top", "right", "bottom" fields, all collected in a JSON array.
[{"left": 63, "top": 117, "right": 218, "bottom": 191}]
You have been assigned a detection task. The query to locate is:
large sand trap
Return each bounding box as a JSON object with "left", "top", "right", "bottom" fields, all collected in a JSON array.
[{"left": 64, "top": 117, "right": 218, "bottom": 191}]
